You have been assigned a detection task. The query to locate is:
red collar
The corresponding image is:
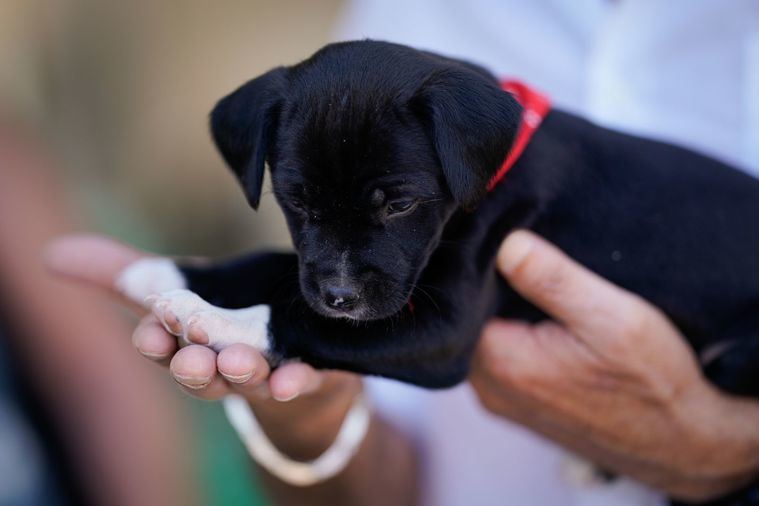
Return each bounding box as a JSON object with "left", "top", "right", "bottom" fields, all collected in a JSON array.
[
  {"left": 407, "top": 81, "right": 549, "bottom": 315},
  {"left": 487, "top": 80, "right": 551, "bottom": 191}
]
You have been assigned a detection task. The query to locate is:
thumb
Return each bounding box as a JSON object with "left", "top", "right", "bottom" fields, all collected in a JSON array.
[
  {"left": 495, "top": 230, "right": 644, "bottom": 341},
  {"left": 44, "top": 234, "right": 149, "bottom": 302}
]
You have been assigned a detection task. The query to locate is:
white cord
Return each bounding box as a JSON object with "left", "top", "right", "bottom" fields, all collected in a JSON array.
[{"left": 223, "top": 392, "right": 371, "bottom": 487}]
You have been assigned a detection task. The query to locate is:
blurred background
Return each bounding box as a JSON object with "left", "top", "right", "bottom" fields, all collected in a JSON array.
[
  {"left": 1, "top": 0, "right": 347, "bottom": 256},
  {"left": 0, "top": 2, "right": 344, "bottom": 505}
]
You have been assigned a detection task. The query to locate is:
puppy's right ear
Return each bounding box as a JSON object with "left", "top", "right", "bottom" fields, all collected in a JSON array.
[
  {"left": 210, "top": 67, "right": 287, "bottom": 209},
  {"left": 411, "top": 68, "right": 521, "bottom": 210}
]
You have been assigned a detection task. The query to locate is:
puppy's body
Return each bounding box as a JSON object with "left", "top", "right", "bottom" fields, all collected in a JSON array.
[
  {"left": 181, "top": 105, "right": 759, "bottom": 394},
  {"left": 125, "top": 40, "right": 759, "bottom": 393}
]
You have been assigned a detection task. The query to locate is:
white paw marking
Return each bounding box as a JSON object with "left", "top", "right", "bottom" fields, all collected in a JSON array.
[
  {"left": 151, "top": 289, "right": 271, "bottom": 353},
  {"left": 116, "top": 258, "right": 186, "bottom": 307}
]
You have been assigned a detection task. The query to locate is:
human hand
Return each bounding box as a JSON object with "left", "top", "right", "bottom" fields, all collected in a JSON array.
[
  {"left": 470, "top": 230, "right": 759, "bottom": 501},
  {"left": 45, "top": 235, "right": 362, "bottom": 460}
]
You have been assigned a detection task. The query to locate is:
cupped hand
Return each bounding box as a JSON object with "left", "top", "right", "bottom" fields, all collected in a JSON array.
[
  {"left": 45, "top": 235, "right": 362, "bottom": 459},
  {"left": 470, "top": 230, "right": 759, "bottom": 501}
]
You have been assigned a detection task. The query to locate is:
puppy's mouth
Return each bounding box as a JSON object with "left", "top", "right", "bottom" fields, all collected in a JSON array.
[
  {"left": 306, "top": 286, "right": 412, "bottom": 322},
  {"left": 299, "top": 265, "right": 417, "bottom": 321},
  {"left": 316, "top": 304, "right": 369, "bottom": 321},
  {"left": 311, "top": 298, "right": 406, "bottom": 321}
]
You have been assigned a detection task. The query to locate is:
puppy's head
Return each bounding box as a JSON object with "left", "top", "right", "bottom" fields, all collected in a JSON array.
[{"left": 211, "top": 41, "right": 521, "bottom": 320}]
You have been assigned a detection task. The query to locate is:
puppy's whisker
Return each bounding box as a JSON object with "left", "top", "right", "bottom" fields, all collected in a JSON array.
[
  {"left": 412, "top": 284, "right": 443, "bottom": 319},
  {"left": 417, "top": 282, "right": 447, "bottom": 298}
]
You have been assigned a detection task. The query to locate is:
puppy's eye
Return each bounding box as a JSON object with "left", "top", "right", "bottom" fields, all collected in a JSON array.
[{"left": 387, "top": 200, "right": 417, "bottom": 216}]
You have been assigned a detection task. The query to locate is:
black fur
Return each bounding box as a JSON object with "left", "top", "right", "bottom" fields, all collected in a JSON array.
[
  {"left": 210, "top": 66, "right": 287, "bottom": 209},
  {"left": 183, "top": 40, "right": 759, "bottom": 502},
  {"left": 409, "top": 66, "right": 521, "bottom": 208}
]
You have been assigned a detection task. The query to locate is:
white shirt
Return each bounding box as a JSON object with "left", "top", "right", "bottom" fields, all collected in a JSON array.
[{"left": 335, "top": 1, "right": 759, "bottom": 505}]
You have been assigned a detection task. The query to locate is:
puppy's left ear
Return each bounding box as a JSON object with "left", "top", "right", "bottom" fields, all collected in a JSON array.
[
  {"left": 210, "top": 67, "right": 288, "bottom": 209},
  {"left": 412, "top": 69, "right": 522, "bottom": 209}
]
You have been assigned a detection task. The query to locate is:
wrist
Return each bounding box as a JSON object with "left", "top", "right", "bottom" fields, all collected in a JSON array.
[
  {"left": 224, "top": 390, "right": 372, "bottom": 487},
  {"left": 668, "top": 380, "right": 759, "bottom": 500},
  {"left": 699, "top": 384, "right": 759, "bottom": 472},
  {"left": 251, "top": 376, "right": 364, "bottom": 460}
]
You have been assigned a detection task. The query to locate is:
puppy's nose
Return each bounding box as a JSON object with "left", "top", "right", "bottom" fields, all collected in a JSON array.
[{"left": 322, "top": 284, "right": 360, "bottom": 310}]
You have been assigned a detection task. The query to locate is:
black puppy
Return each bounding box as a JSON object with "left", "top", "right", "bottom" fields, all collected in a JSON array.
[{"left": 118, "top": 40, "right": 759, "bottom": 397}]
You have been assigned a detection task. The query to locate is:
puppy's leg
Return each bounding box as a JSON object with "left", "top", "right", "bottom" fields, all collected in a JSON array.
[
  {"left": 115, "top": 252, "right": 297, "bottom": 356},
  {"left": 116, "top": 251, "right": 298, "bottom": 309},
  {"left": 116, "top": 257, "right": 187, "bottom": 305}
]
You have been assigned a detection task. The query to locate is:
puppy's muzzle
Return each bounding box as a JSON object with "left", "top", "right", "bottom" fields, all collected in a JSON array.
[{"left": 320, "top": 281, "right": 360, "bottom": 312}]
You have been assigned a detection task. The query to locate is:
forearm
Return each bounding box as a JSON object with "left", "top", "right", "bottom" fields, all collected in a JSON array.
[{"left": 250, "top": 383, "right": 419, "bottom": 506}]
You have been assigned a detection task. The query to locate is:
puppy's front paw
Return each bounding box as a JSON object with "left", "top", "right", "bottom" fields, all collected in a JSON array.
[
  {"left": 149, "top": 289, "right": 271, "bottom": 354},
  {"left": 116, "top": 257, "right": 186, "bottom": 307}
]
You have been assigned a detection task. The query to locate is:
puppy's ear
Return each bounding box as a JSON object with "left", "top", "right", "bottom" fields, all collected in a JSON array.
[
  {"left": 210, "top": 67, "right": 287, "bottom": 209},
  {"left": 412, "top": 69, "right": 522, "bottom": 209}
]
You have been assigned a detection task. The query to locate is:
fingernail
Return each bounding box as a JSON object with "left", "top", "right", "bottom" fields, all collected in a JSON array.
[
  {"left": 498, "top": 230, "right": 534, "bottom": 274},
  {"left": 138, "top": 349, "right": 170, "bottom": 361},
  {"left": 174, "top": 375, "right": 212, "bottom": 390},
  {"left": 144, "top": 295, "right": 158, "bottom": 306},
  {"left": 221, "top": 371, "right": 253, "bottom": 384},
  {"left": 273, "top": 391, "right": 299, "bottom": 402}
]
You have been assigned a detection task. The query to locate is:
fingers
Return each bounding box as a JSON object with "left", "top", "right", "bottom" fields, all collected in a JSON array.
[
  {"left": 134, "top": 321, "right": 276, "bottom": 401},
  {"left": 472, "top": 319, "right": 572, "bottom": 393},
  {"left": 132, "top": 314, "right": 177, "bottom": 364},
  {"left": 473, "top": 319, "right": 539, "bottom": 376},
  {"left": 170, "top": 345, "right": 230, "bottom": 400},
  {"left": 497, "top": 230, "right": 648, "bottom": 341},
  {"left": 44, "top": 234, "right": 146, "bottom": 290},
  {"left": 44, "top": 234, "right": 148, "bottom": 303},
  {"left": 217, "top": 344, "right": 272, "bottom": 400},
  {"left": 46, "top": 236, "right": 326, "bottom": 405},
  {"left": 470, "top": 319, "right": 536, "bottom": 419},
  {"left": 269, "top": 362, "right": 325, "bottom": 401},
  {"left": 133, "top": 312, "right": 322, "bottom": 403},
  {"left": 170, "top": 346, "right": 324, "bottom": 403}
]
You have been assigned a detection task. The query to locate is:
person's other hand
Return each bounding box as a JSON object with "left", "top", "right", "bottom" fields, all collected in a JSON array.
[
  {"left": 470, "top": 230, "right": 759, "bottom": 501},
  {"left": 45, "top": 235, "right": 362, "bottom": 460}
]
